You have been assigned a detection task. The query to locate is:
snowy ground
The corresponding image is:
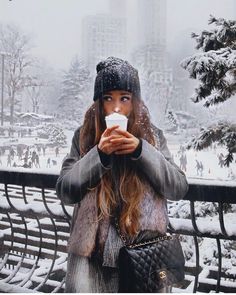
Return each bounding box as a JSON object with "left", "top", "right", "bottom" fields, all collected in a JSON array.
[
  {"left": 1, "top": 128, "right": 236, "bottom": 185},
  {"left": 0, "top": 129, "right": 74, "bottom": 174},
  {"left": 170, "top": 144, "right": 236, "bottom": 182}
]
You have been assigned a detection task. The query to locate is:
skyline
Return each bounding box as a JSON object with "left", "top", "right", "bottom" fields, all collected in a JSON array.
[{"left": 0, "top": 0, "right": 235, "bottom": 70}]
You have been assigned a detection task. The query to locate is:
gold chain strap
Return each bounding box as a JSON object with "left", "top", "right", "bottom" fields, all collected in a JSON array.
[
  {"left": 115, "top": 218, "right": 128, "bottom": 245},
  {"left": 127, "top": 235, "right": 174, "bottom": 249},
  {"left": 115, "top": 218, "right": 175, "bottom": 249}
]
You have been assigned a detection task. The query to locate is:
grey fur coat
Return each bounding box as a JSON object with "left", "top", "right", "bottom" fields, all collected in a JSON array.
[{"left": 56, "top": 124, "right": 188, "bottom": 267}]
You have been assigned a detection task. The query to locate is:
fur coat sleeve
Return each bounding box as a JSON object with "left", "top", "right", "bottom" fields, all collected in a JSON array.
[
  {"left": 56, "top": 127, "right": 111, "bottom": 204},
  {"left": 131, "top": 127, "right": 188, "bottom": 201}
]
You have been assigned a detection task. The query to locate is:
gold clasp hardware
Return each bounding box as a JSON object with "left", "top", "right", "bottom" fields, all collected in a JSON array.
[{"left": 159, "top": 270, "right": 167, "bottom": 280}]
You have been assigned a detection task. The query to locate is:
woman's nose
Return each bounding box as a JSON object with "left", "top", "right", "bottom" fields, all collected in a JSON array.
[{"left": 113, "top": 106, "right": 121, "bottom": 113}]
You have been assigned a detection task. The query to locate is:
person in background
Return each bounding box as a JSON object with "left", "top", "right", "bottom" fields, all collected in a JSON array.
[
  {"left": 55, "top": 146, "right": 59, "bottom": 157},
  {"left": 46, "top": 157, "right": 51, "bottom": 168}
]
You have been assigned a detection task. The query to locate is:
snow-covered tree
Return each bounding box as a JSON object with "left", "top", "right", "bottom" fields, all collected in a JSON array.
[
  {"left": 37, "top": 124, "right": 66, "bottom": 146},
  {"left": 22, "top": 59, "right": 58, "bottom": 114},
  {"left": 58, "top": 57, "right": 92, "bottom": 124},
  {"left": 48, "top": 125, "right": 67, "bottom": 146},
  {"left": 24, "top": 76, "right": 44, "bottom": 113},
  {"left": 181, "top": 16, "right": 236, "bottom": 166},
  {"left": 0, "top": 24, "right": 34, "bottom": 125}
]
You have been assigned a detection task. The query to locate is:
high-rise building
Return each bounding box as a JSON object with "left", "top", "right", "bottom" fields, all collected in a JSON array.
[
  {"left": 132, "top": 0, "right": 175, "bottom": 128},
  {"left": 137, "top": 0, "right": 166, "bottom": 48},
  {"left": 82, "top": 14, "right": 127, "bottom": 72},
  {"left": 109, "top": 0, "right": 126, "bottom": 17},
  {"left": 133, "top": 0, "right": 168, "bottom": 70}
]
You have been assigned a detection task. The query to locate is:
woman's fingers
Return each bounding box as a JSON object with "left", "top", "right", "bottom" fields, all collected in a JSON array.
[
  {"left": 99, "top": 127, "right": 139, "bottom": 155},
  {"left": 99, "top": 126, "right": 121, "bottom": 153},
  {"left": 111, "top": 129, "right": 133, "bottom": 138},
  {"left": 114, "top": 144, "right": 134, "bottom": 150},
  {"left": 102, "top": 141, "right": 133, "bottom": 155},
  {"left": 102, "top": 141, "right": 124, "bottom": 154},
  {"left": 102, "top": 135, "right": 124, "bottom": 146},
  {"left": 101, "top": 142, "right": 137, "bottom": 155},
  {"left": 109, "top": 137, "right": 131, "bottom": 144},
  {"left": 103, "top": 125, "right": 119, "bottom": 137},
  {"left": 108, "top": 134, "right": 124, "bottom": 141}
]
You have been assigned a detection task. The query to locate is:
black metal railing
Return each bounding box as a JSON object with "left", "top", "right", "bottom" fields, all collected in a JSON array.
[
  {"left": 0, "top": 170, "right": 236, "bottom": 293},
  {"left": 0, "top": 170, "right": 71, "bottom": 293},
  {"left": 169, "top": 178, "right": 236, "bottom": 293}
]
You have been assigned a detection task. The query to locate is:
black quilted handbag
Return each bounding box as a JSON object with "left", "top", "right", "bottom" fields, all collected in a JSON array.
[{"left": 116, "top": 223, "right": 185, "bottom": 293}]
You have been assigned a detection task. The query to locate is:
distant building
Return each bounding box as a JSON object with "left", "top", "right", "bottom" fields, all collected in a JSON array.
[
  {"left": 137, "top": 0, "right": 166, "bottom": 49},
  {"left": 82, "top": 14, "right": 127, "bottom": 72},
  {"left": 131, "top": 0, "right": 176, "bottom": 128},
  {"left": 17, "top": 112, "right": 54, "bottom": 126},
  {"left": 134, "top": 0, "right": 168, "bottom": 70},
  {"left": 109, "top": 0, "right": 126, "bottom": 17}
]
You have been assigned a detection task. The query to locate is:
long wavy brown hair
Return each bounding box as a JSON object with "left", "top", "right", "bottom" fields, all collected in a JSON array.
[{"left": 79, "top": 97, "right": 157, "bottom": 236}]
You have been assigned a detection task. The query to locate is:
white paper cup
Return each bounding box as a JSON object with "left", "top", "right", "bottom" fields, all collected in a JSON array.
[{"left": 105, "top": 113, "right": 128, "bottom": 131}]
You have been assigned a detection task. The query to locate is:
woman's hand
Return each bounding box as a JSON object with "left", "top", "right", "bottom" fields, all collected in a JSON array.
[
  {"left": 98, "top": 125, "right": 124, "bottom": 155},
  {"left": 109, "top": 129, "right": 140, "bottom": 155}
]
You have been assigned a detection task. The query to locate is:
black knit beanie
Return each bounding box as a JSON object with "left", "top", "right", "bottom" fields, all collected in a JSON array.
[{"left": 93, "top": 57, "right": 141, "bottom": 101}]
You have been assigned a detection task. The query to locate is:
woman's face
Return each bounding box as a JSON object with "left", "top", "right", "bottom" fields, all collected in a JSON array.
[{"left": 102, "top": 90, "right": 133, "bottom": 117}]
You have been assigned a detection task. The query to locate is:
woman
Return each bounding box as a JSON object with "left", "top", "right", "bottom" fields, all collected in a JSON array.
[{"left": 56, "top": 57, "right": 188, "bottom": 293}]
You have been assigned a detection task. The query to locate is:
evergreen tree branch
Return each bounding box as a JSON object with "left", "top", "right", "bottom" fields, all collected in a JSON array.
[
  {"left": 182, "top": 16, "right": 236, "bottom": 167},
  {"left": 191, "top": 16, "right": 236, "bottom": 51},
  {"left": 186, "top": 122, "right": 236, "bottom": 166}
]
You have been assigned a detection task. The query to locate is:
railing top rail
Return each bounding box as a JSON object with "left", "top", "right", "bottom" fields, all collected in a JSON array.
[
  {"left": 186, "top": 180, "right": 236, "bottom": 203},
  {"left": 0, "top": 170, "right": 236, "bottom": 203},
  {"left": 0, "top": 170, "right": 58, "bottom": 189}
]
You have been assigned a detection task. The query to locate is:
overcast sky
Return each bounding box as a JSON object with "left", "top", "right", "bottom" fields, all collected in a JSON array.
[{"left": 0, "top": 0, "right": 235, "bottom": 70}]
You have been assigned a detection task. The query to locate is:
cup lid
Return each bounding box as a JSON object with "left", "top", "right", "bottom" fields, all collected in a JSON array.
[{"left": 105, "top": 113, "right": 127, "bottom": 121}]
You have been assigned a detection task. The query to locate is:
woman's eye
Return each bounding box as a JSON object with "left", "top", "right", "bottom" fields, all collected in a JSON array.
[
  {"left": 103, "top": 96, "right": 112, "bottom": 101},
  {"left": 121, "top": 96, "right": 130, "bottom": 102}
]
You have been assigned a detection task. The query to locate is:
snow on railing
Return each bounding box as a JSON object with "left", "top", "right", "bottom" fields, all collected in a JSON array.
[
  {"left": 169, "top": 177, "right": 236, "bottom": 293},
  {"left": 0, "top": 170, "right": 71, "bottom": 293},
  {"left": 0, "top": 170, "right": 236, "bottom": 293}
]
